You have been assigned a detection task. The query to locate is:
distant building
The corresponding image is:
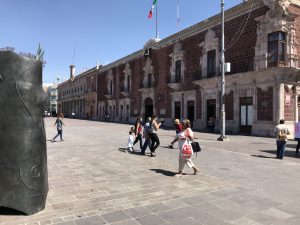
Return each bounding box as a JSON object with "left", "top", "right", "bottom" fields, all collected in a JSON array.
[
  {"left": 57, "top": 0, "right": 300, "bottom": 136},
  {"left": 57, "top": 65, "right": 99, "bottom": 119},
  {"left": 43, "top": 84, "right": 58, "bottom": 116}
]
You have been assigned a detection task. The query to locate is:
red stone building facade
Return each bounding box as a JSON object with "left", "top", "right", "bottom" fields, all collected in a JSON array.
[{"left": 57, "top": 0, "right": 300, "bottom": 136}]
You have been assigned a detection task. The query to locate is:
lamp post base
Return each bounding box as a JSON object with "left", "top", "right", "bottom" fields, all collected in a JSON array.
[{"left": 217, "top": 135, "right": 229, "bottom": 141}]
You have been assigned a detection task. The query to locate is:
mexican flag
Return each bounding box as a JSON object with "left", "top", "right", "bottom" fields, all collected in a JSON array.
[{"left": 148, "top": 0, "right": 157, "bottom": 19}]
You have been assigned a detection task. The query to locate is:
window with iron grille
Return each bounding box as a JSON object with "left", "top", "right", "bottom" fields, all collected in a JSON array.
[
  {"left": 207, "top": 50, "right": 216, "bottom": 78},
  {"left": 268, "top": 32, "right": 286, "bottom": 67},
  {"left": 175, "top": 60, "right": 181, "bottom": 83}
]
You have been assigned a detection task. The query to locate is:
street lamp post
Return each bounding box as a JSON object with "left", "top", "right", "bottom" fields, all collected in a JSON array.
[{"left": 218, "top": 0, "right": 227, "bottom": 141}]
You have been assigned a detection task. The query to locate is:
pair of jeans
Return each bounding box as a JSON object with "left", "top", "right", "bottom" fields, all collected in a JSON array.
[
  {"left": 296, "top": 139, "right": 300, "bottom": 153},
  {"left": 53, "top": 130, "right": 63, "bottom": 141},
  {"left": 133, "top": 133, "right": 143, "bottom": 150},
  {"left": 141, "top": 138, "right": 151, "bottom": 155},
  {"left": 276, "top": 140, "right": 286, "bottom": 158},
  {"left": 149, "top": 133, "right": 160, "bottom": 153}
]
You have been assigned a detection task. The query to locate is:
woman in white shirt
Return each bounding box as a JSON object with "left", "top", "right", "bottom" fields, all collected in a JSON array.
[{"left": 173, "top": 119, "right": 199, "bottom": 177}]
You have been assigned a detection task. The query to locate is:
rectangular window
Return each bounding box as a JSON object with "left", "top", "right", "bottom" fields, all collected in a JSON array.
[
  {"left": 207, "top": 50, "right": 216, "bottom": 78},
  {"left": 127, "top": 75, "right": 130, "bottom": 92},
  {"left": 268, "top": 32, "right": 286, "bottom": 67},
  {"left": 175, "top": 60, "right": 181, "bottom": 83}
]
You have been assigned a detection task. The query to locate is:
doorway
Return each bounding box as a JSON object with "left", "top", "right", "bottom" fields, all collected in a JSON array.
[
  {"left": 174, "top": 101, "right": 181, "bottom": 119},
  {"left": 240, "top": 97, "right": 253, "bottom": 134},
  {"left": 145, "top": 97, "right": 153, "bottom": 119},
  {"left": 187, "top": 101, "right": 195, "bottom": 126},
  {"left": 206, "top": 99, "right": 216, "bottom": 126}
]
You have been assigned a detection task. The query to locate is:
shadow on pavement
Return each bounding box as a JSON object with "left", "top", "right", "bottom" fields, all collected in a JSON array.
[
  {"left": 118, "top": 148, "right": 145, "bottom": 156},
  {"left": 259, "top": 150, "right": 300, "bottom": 158},
  {"left": 150, "top": 169, "right": 176, "bottom": 177},
  {"left": 251, "top": 154, "right": 277, "bottom": 159},
  {"left": 0, "top": 207, "right": 26, "bottom": 216}
]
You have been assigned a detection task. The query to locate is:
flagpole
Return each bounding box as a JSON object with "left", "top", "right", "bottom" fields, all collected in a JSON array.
[{"left": 156, "top": 0, "right": 158, "bottom": 39}]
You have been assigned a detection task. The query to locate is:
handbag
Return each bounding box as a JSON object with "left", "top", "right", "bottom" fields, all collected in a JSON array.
[
  {"left": 191, "top": 141, "right": 201, "bottom": 153},
  {"left": 181, "top": 139, "right": 193, "bottom": 158}
]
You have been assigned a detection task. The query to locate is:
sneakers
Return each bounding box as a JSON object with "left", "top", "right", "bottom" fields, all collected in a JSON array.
[
  {"left": 168, "top": 144, "right": 174, "bottom": 149},
  {"left": 150, "top": 152, "right": 156, "bottom": 157}
]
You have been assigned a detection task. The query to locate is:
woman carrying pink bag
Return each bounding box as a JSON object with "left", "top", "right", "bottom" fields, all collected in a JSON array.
[{"left": 174, "top": 119, "right": 200, "bottom": 177}]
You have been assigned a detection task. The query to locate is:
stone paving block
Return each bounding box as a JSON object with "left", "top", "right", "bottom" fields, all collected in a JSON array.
[
  {"left": 158, "top": 209, "right": 190, "bottom": 223},
  {"left": 123, "top": 206, "right": 153, "bottom": 218},
  {"left": 181, "top": 194, "right": 216, "bottom": 205},
  {"left": 192, "top": 212, "right": 231, "bottom": 225},
  {"left": 262, "top": 207, "right": 294, "bottom": 220},
  {"left": 144, "top": 203, "right": 170, "bottom": 213},
  {"left": 161, "top": 199, "right": 190, "bottom": 209},
  {"left": 135, "top": 214, "right": 167, "bottom": 225},
  {"left": 39, "top": 220, "right": 53, "bottom": 225},
  {"left": 101, "top": 210, "right": 130, "bottom": 223},
  {"left": 246, "top": 212, "right": 281, "bottom": 225},
  {"left": 228, "top": 217, "right": 262, "bottom": 225},
  {"left": 167, "top": 217, "right": 202, "bottom": 225},
  {"left": 74, "top": 215, "right": 106, "bottom": 225},
  {"left": 54, "top": 221, "right": 75, "bottom": 225},
  {"left": 111, "top": 219, "right": 141, "bottom": 225}
]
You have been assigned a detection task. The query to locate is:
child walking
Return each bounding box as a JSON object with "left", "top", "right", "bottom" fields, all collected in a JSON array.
[
  {"left": 51, "top": 113, "right": 66, "bottom": 142},
  {"left": 126, "top": 130, "right": 135, "bottom": 153}
]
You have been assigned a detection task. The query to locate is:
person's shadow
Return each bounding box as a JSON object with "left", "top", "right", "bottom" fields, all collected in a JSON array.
[{"left": 150, "top": 169, "right": 176, "bottom": 176}]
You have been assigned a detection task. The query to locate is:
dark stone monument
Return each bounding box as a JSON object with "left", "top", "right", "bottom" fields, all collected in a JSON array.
[{"left": 0, "top": 50, "right": 48, "bottom": 215}]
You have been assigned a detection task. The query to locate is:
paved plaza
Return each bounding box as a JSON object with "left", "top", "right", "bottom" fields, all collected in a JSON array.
[{"left": 1, "top": 118, "right": 300, "bottom": 225}]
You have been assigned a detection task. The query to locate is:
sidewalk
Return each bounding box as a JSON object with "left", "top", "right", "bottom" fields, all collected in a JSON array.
[{"left": 0, "top": 118, "right": 299, "bottom": 225}]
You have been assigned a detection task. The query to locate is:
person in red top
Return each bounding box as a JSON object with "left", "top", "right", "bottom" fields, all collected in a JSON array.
[
  {"left": 133, "top": 116, "right": 143, "bottom": 151},
  {"left": 168, "top": 119, "right": 183, "bottom": 148}
]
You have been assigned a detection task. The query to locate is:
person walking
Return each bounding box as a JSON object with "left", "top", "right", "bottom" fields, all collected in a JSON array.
[
  {"left": 173, "top": 119, "right": 199, "bottom": 177},
  {"left": 141, "top": 117, "right": 152, "bottom": 155},
  {"left": 51, "top": 113, "right": 66, "bottom": 142},
  {"left": 295, "top": 120, "right": 300, "bottom": 154},
  {"left": 274, "top": 119, "right": 290, "bottom": 159},
  {"left": 133, "top": 116, "right": 143, "bottom": 151},
  {"left": 126, "top": 130, "right": 135, "bottom": 153},
  {"left": 168, "top": 119, "right": 183, "bottom": 148},
  {"left": 149, "top": 114, "right": 161, "bottom": 157}
]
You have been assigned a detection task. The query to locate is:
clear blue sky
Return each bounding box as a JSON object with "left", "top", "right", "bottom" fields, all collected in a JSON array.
[{"left": 0, "top": 0, "right": 241, "bottom": 84}]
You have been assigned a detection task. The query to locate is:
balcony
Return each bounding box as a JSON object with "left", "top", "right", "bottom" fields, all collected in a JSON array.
[
  {"left": 167, "top": 76, "right": 182, "bottom": 91},
  {"left": 120, "top": 86, "right": 130, "bottom": 98},
  {"left": 104, "top": 90, "right": 113, "bottom": 99},
  {"left": 139, "top": 81, "right": 155, "bottom": 89}
]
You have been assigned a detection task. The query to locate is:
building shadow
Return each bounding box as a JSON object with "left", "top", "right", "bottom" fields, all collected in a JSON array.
[
  {"left": 149, "top": 169, "right": 176, "bottom": 177},
  {"left": 259, "top": 150, "right": 300, "bottom": 158},
  {"left": 0, "top": 207, "right": 26, "bottom": 216}
]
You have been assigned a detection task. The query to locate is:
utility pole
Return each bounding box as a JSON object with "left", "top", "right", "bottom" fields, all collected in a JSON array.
[{"left": 218, "top": 0, "right": 228, "bottom": 141}]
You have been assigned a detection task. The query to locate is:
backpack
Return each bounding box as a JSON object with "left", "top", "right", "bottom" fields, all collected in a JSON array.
[{"left": 278, "top": 130, "right": 287, "bottom": 141}]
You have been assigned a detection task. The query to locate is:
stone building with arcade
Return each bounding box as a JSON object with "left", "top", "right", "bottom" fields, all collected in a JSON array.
[{"left": 57, "top": 0, "right": 300, "bottom": 137}]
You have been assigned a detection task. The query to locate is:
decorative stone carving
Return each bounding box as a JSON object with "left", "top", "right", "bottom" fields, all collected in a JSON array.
[
  {"left": 144, "top": 38, "right": 160, "bottom": 49},
  {"left": 142, "top": 57, "right": 155, "bottom": 88},
  {"left": 168, "top": 42, "right": 185, "bottom": 91},
  {"left": 105, "top": 69, "right": 113, "bottom": 98},
  {"left": 255, "top": 0, "right": 298, "bottom": 70},
  {"left": 122, "top": 63, "right": 131, "bottom": 95},
  {"left": 199, "top": 29, "right": 220, "bottom": 78}
]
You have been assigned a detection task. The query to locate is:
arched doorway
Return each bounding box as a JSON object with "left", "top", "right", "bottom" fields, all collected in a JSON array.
[{"left": 145, "top": 97, "right": 153, "bottom": 119}]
